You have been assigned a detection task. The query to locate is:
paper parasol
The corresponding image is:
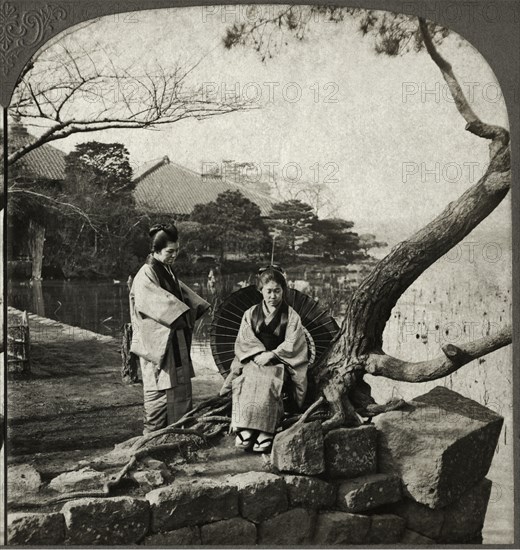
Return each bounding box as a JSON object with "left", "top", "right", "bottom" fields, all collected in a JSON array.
[{"left": 210, "top": 285, "right": 340, "bottom": 377}]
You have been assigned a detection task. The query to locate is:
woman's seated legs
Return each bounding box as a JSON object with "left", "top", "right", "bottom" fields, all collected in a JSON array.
[{"left": 232, "top": 363, "right": 284, "bottom": 434}]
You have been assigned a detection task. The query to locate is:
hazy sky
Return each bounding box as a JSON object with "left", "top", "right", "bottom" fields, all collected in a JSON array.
[{"left": 25, "top": 6, "right": 511, "bottom": 247}]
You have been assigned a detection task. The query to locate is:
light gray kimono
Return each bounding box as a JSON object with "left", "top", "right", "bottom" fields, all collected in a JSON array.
[
  {"left": 221, "top": 303, "right": 308, "bottom": 433},
  {"left": 130, "top": 263, "right": 210, "bottom": 392}
]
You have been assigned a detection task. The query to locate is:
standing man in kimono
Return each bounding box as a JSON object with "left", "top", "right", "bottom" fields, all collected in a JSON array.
[{"left": 130, "top": 224, "right": 210, "bottom": 433}]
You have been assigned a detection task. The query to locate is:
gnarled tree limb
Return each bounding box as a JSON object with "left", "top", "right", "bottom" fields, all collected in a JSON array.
[
  {"left": 418, "top": 17, "right": 508, "bottom": 145},
  {"left": 343, "top": 164, "right": 510, "bottom": 360},
  {"left": 366, "top": 324, "right": 512, "bottom": 382},
  {"left": 311, "top": 16, "right": 511, "bottom": 410},
  {"left": 339, "top": 20, "right": 511, "bottom": 362}
]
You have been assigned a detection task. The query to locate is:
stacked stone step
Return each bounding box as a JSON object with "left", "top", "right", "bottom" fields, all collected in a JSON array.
[
  {"left": 7, "top": 428, "right": 401, "bottom": 546},
  {"left": 8, "top": 474, "right": 330, "bottom": 545},
  {"left": 272, "top": 420, "right": 405, "bottom": 544},
  {"left": 7, "top": 387, "right": 503, "bottom": 545},
  {"left": 144, "top": 470, "right": 334, "bottom": 545}
]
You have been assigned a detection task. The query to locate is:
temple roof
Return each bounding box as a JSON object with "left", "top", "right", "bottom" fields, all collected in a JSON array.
[{"left": 133, "top": 156, "right": 275, "bottom": 216}]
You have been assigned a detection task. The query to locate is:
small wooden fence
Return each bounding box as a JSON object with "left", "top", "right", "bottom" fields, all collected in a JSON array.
[{"left": 7, "top": 310, "right": 31, "bottom": 377}]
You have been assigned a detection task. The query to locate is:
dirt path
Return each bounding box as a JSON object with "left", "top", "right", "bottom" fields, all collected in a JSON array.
[{"left": 7, "top": 308, "right": 223, "bottom": 460}]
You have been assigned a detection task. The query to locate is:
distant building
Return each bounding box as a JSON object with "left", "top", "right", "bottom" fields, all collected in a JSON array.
[
  {"left": 133, "top": 156, "right": 276, "bottom": 217},
  {"left": 7, "top": 123, "right": 66, "bottom": 182},
  {"left": 4, "top": 120, "right": 67, "bottom": 279}
]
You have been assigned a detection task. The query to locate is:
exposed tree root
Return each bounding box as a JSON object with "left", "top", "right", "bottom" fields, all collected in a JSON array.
[{"left": 44, "top": 397, "right": 233, "bottom": 504}]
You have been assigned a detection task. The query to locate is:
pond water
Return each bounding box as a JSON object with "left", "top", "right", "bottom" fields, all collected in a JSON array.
[
  {"left": 7, "top": 265, "right": 367, "bottom": 347},
  {"left": 7, "top": 256, "right": 514, "bottom": 544}
]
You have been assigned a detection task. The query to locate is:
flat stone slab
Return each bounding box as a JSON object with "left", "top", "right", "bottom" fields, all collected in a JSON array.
[
  {"left": 132, "top": 457, "right": 172, "bottom": 490},
  {"left": 7, "top": 464, "right": 42, "bottom": 501},
  {"left": 61, "top": 496, "right": 149, "bottom": 545},
  {"left": 313, "top": 511, "right": 370, "bottom": 544},
  {"left": 336, "top": 473, "right": 402, "bottom": 512},
  {"left": 368, "top": 514, "right": 406, "bottom": 543},
  {"left": 393, "top": 477, "right": 492, "bottom": 543},
  {"left": 171, "top": 432, "right": 266, "bottom": 478},
  {"left": 400, "top": 529, "right": 435, "bottom": 544},
  {"left": 324, "top": 425, "right": 377, "bottom": 478},
  {"left": 8, "top": 513, "right": 65, "bottom": 545},
  {"left": 49, "top": 467, "right": 107, "bottom": 493},
  {"left": 283, "top": 475, "right": 336, "bottom": 509},
  {"left": 227, "top": 471, "right": 288, "bottom": 523},
  {"left": 258, "top": 508, "right": 315, "bottom": 545},
  {"left": 144, "top": 526, "right": 201, "bottom": 545},
  {"left": 131, "top": 469, "right": 168, "bottom": 489},
  {"left": 271, "top": 420, "right": 325, "bottom": 475},
  {"left": 146, "top": 478, "right": 238, "bottom": 532},
  {"left": 200, "top": 517, "right": 257, "bottom": 545},
  {"left": 374, "top": 386, "right": 503, "bottom": 508}
]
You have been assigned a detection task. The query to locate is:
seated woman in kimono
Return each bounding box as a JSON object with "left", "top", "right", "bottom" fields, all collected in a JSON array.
[
  {"left": 220, "top": 266, "right": 308, "bottom": 452},
  {"left": 130, "top": 224, "right": 210, "bottom": 434}
]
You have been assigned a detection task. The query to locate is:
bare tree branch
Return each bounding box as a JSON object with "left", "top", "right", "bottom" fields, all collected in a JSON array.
[
  {"left": 9, "top": 188, "right": 100, "bottom": 232},
  {"left": 8, "top": 98, "right": 248, "bottom": 165},
  {"left": 366, "top": 325, "right": 512, "bottom": 382},
  {"left": 418, "top": 18, "right": 508, "bottom": 143},
  {"left": 9, "top": 37, "right": 252, "bottom": 166},
  {"left": 343, "top": 165, "right": 510, "bottom": 359},
  {"left": 337, "top": 18, "right": 511, "bottom": 362},
  {"left": 14, "top": 18, "right": 103, "bottom": 87},
  {"left": 307, "top": 13, "right": 513, "bottom": 410}
]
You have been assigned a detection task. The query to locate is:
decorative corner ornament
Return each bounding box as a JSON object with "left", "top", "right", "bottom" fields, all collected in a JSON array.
[{"left": 0, "top": 1, "right": 67, "bottom": 75}]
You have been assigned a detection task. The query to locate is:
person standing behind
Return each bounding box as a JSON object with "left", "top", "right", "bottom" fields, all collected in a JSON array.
[{"left": 130, "top": 224, "right": 210, "bottom": 433}]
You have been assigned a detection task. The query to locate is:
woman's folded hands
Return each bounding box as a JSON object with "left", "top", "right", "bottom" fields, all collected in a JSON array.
[{"left": 253, "top": 351, "right": 276, "bottom": 366}]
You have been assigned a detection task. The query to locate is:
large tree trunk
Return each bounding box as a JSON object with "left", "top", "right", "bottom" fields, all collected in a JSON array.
[
  {"left": 309, "top": 18, "right": 512, "bottom": 430},
  {"left": 31, "top": 280, "right": 46, "bottom": 317},
  {"left": 28, "top": 220, "right": 45, "bottom": 281}
]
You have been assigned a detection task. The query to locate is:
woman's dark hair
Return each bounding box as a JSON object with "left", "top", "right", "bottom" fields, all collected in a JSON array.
[
  {"left": 257, "top": 266, "right": 288, "bottom": 297},
  {"left": 149, "top": 223, "right": 178, "bottom": 252}
]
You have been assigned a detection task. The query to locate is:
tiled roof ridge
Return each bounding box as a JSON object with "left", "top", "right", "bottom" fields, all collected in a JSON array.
[
  {"left": 167, "top": 159, "right": 274, "bottom": 202},
  {"left": 133, "top": 155, "right": 170, "bottom": 183},
  {"left": 3, "top": 126, "right": 66, "bottom": 181},
  {"left": 133, "top": 158, "right": 276, "bottom": 216}
]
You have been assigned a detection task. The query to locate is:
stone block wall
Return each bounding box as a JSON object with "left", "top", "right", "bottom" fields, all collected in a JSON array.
[{"left": 7, "top": 387, "right": 502, "bottom": 545}]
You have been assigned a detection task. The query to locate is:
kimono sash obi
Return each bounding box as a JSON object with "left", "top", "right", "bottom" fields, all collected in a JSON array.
[{"left": 250, "top": 302, "right": 289, "bottom": 351}]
